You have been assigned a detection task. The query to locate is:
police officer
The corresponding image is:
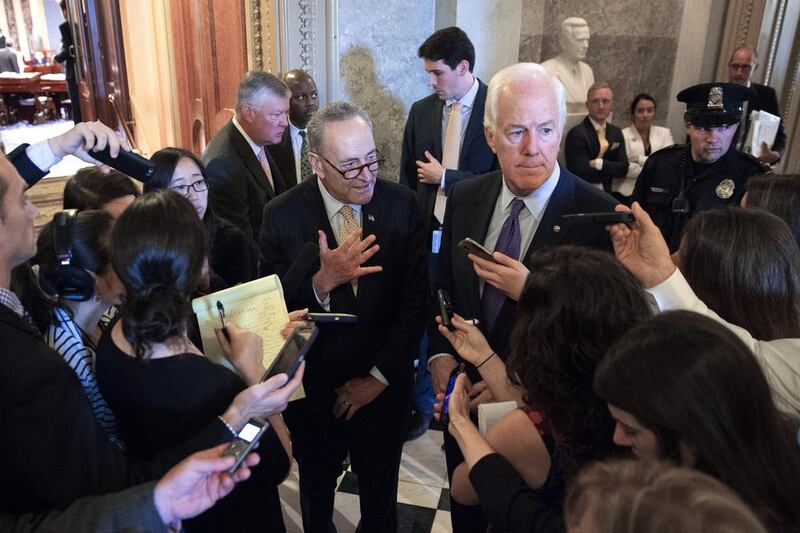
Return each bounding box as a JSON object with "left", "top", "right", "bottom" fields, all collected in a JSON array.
[{"left": 632, "top": 82, "right": 767, "bottom": 251}]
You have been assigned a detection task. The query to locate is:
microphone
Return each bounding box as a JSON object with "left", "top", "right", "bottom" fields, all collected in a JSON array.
[{"left": 281, "top": 241, "right": 321, "bottom": 302}]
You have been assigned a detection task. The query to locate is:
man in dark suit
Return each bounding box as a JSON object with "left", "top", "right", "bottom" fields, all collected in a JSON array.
[
  {"left": 401, "top": 26, "right": 498, "bottom": 236},
  {"left": 400, "top": 26, "right": 498, "bottom": 439},
  {"left": 259, "top": 102, "right": 428, "bottom": 532},
  {"left": 0, "top": 38, "right": 18, "bottom": 73},
  {"left": 54, "top": 0, "right": 80, "bottom": 122},
  {"left": 268, "top": 69, "right": 319, "bottom": 189},
  {"left": 429, "top": 63, "right": 617, "bottom": 533},
  {"left": 728, "top": 45, "right": 786, "bottom": 164},
  {"left": 204, "top": 71, "right": 290, "bottom": 244},
  {"left": 0, "top": 141, "right": 302, "bottom": 522},
  {"left": 565, "top": 81, "right": 628, "bottom": 195}
]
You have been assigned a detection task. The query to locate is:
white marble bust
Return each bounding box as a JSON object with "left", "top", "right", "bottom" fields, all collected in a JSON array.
[{"left": 542, "top": 17, "right": 595, "bottom": 112}]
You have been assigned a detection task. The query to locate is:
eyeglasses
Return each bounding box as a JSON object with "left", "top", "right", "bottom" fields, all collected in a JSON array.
[
  {"left": 170, "top": 179, "right": 208, "bottom": 196},
  {"left": 319, "top": 152, "right": 386, "bottom": 180}
]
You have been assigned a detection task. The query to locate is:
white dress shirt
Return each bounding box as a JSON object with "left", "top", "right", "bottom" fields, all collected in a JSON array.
[{"left": 288, "top": 122, "right": 305, "bottom": 184}]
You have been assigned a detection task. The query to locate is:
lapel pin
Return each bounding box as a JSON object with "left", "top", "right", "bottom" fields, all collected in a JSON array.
[
  {"left": 367, "top": 214, "right": 375, "bottom": 222},
  {"left": 553, "top": 225, "right": 561, "bottom": 233}
]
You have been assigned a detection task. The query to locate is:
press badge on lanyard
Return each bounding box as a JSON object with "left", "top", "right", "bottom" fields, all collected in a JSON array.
[{"left": 431, "top": 229, "right": 442, "bottom": 254}]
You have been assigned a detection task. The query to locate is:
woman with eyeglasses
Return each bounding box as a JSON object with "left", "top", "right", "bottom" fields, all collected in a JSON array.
[{"left": 147, "top": 148, "right": 254, "bottom": 288}]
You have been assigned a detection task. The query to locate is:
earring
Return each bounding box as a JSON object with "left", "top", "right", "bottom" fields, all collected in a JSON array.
[{"left": 93, "top": 294, "right": 101, "bottom": 304}]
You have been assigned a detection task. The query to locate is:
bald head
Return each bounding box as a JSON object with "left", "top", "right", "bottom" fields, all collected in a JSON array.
[
  {"left": 728, "top": 45, "right": 758, "bottom": 85},
  {"left": 284, "top": 69, "right": 319, "bottom": 128}
]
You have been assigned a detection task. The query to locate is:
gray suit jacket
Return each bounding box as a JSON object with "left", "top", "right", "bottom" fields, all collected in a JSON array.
[{"left": 0, "top": 482, "right": 168, "bottom": 532}]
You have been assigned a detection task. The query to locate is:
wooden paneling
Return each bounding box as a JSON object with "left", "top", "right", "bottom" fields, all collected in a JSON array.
[{"left": 170, "top": 0, "right": 247, "bottom": 156}]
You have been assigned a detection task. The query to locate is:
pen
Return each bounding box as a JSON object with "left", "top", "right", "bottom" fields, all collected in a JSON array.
[{"left": 216, "top": 300, "right": 230, "bottom": 341}]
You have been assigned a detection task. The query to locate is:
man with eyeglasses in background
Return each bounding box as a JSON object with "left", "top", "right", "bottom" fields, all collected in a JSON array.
[
  {"left": 727, "top": 45, "right": 786, "bottom": 165},
  {"left": 204, "top": 71, "right": 290, "bottom": 245},
  {"left": 259, "top": 101, "right": 428, "bottom": 532}
]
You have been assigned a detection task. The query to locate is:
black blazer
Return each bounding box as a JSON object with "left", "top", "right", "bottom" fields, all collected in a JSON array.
[
  {"left": 268, "top": 128, "right": 299, "bottom": 189},
  {"left": 0, "top": 305, "right": 230, "bottom": 514},
  {"left": 203, "top": 120, "right": 286, "bottom": 243},
  {"left": 54, "top": 21, "right": 76, "bottom": 80},
  {"left": 565, "top": 117, "right": 629, "bottom": 192},
  {"left": 259, "top": 177, "right": 429, "bottom": 396},
  {"left": 737, "top": 82, "right": 786, "bottom": 155},
  {"left": 428, "top": 168, "right": 618, "bottom": 381},
  {"left": 400, "top": 80, "right": 498, "bottom": 235}
]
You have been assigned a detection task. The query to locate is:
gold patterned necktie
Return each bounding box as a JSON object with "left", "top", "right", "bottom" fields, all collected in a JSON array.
[
  {"left": 435, "top": 102, "right": 463, "bottom": 223},
  {"left": 338, "top": 205, "right": 360, "bottom": 295},
  {"left": 597, "top": 125, "right": 609, "bottom": 159},
  {"left": 258, "top": 147, "right": 275, "bottom": 190}
]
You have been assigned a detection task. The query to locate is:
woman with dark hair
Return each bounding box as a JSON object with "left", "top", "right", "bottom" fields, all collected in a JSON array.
[
  {"left": 63, "top": 167, "right": 140, "bottom": 217},
  {"left": 620, "top": 93, "right": 674, "bottom": 194},
  {"left": 147, "top": 147, "right": 253, "bottom": 287},
  {"left": 743, "top": 173, "right": 800, "bottom": 246},
  {"left": 12, "top": 209, "right": 124, "bottom": 445},
  {"left": 594, "top": 311, "right": 800, "bottom": 531},
  {"left": 564, "top": 459, "right": 767, "bottom": 533},
  {"left": 609, "top": 202, "right": 800, "bottom": 418},
  {"left": 437, "top": 246, "right": 652, "bottom": 530},
  {"left": 675, "top": 207, "right": 800, "bottom": 341},
  {"left": 95, "top": 189, "right": 296, "bottom": 531}
]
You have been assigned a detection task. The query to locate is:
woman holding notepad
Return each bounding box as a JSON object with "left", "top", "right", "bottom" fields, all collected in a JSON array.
[{"left": 95, "top": 189, "right": 297, "bottom": 532}]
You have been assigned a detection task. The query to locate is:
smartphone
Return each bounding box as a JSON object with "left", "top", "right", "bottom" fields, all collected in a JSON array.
[
  {"left": 222, "top": 417, "right": 270, "bottom": 474},
  {"left": 441, "top": 365, "right": 464, "bottom": 421},
  {"left": 91, "top": 146, "right": 157, "bottom": 181},
  {"left": 302, "top": 312, "right": 358, "bottom": 324},
  {"left": 260, "top": 325, "right": 319, "bottom": 383},
  {"left": 458, "top": 237, "right": 497, "bottom": 263},
  {"left": 561, "top": 212, "right": 634, "bottom": 224},
  {"left": 437, "top": 288, "right": 455, "bottom": 332}
]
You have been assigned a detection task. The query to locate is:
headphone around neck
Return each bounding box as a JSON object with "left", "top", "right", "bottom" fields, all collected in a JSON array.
[{"left": 45, "top": 209, "right": 96, "bottom": 302}]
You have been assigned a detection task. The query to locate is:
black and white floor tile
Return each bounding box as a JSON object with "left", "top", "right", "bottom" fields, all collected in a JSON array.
[{"left": 278, "top": 426, "right": 452, "bottom": 532}]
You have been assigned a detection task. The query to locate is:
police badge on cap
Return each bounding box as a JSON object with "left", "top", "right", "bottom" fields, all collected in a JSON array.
[{"left": 677, "top": 83, "right": 755, "bottom": 128}]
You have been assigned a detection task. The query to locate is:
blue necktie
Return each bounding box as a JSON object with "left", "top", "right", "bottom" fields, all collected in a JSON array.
[{"left": 481, "top": 198, "right": 525, "bottom": 329}]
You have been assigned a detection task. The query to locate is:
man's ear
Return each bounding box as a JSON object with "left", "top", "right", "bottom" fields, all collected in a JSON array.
[
  {"left": 457, "top": 59, "right": 470, "bottom": 76},
  {"left": 484, "top": 126, "right": 497, "bottom": 154},
  {"left": 309, "top": 152, "right": 325, "bottom": 180}
]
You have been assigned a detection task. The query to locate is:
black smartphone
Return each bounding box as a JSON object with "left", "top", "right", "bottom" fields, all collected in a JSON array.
[
  {"left": 302, "top": 312, "right": 358, "bottom": 324},
  {"left": 561, "top": 212, "right": 634, "bottom": 224},
  {"left": 441, "top": 365, "right": 464, "bottom": 422},
  {"left": 457, "top": 237, "right": 497, "bottom": 263},
  {"left": 437, "top": 288, "right": 455, "bottom": 332},
  {"left": 260, "top": 325, "right": 318, "bottom": 383},
  {"left": 222, "top": 417, "right": 270, "bottom": 474},
  {"left": 91, "top": 146, "right": 157, "bottom": 181}
]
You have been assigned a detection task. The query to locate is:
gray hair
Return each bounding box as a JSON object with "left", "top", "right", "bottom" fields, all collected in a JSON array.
[
  {"left": 235, "top": 71, "right": 290, "bottom": 112},
  {"left": 306, "top": 101, "right": 372, "bottom": 154},
  {"left": 484, "top": 62, "right": 567, "bottom": 135}
]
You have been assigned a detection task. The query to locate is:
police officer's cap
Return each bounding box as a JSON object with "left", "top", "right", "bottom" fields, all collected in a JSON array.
[{"left": 677, "top": 82, "right": 755, "bottom": 128}]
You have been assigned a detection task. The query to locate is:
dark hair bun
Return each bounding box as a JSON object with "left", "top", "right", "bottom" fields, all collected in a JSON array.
[{"left": 121, "top": 283, "right": 190, "bottom": 359}]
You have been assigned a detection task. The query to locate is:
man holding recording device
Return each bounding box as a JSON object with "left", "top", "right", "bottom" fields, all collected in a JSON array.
[
  {"left": 0, "top": 132, "right": 304, "bottom": 527},
  {"left": 428, "top": 62, "right": 618, "bottom": 532},
  {"left": 259, "top": 101, "right": 428, "bottom": 532}
]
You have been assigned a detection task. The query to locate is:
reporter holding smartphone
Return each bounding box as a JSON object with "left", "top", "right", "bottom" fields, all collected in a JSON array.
[{"left": 94, "top": 190, "right": 297, "bottom": 531}]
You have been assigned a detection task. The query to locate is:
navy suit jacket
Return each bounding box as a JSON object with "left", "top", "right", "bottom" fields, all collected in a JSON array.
[
  {"left": 268, "top": 128, "right": 299, "bottom": 189},
  {"left": 428, "top": 168, "right": 618, "bottom": 381},
  {"left": 204, "top": 120, "right": 286, "bottom": 243},
  {"left": 400, "top": 80, "right": 498, "bottom": 235},
  {"left": 565, "top": 117, "right": 628, "bottom": 192},
  {"left": 259, "top": 177, "right": 429, "bottom": 397}
]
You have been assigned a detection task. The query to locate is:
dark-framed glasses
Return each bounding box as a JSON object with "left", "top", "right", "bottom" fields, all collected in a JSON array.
[
  {"left": 319, "top": 151, "right": 386, "bottom": 179},
  {"left": 170, "top": 179, "right": 208, "bottom": 196}
]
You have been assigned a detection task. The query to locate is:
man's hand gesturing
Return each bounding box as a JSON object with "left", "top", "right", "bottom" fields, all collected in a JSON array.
[{"left": 312, "top": 228, "right": 382, "bottom": 299}]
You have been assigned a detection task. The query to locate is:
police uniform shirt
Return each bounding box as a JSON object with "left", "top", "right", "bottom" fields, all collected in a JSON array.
[{"left": 632, "top": 143, "right": 766, "bottom": 252}]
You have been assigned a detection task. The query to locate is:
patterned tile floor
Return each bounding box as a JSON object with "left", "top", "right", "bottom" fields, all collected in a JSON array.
[{"left": 278, "top": 426, "right": 452, "bottom": 532}]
